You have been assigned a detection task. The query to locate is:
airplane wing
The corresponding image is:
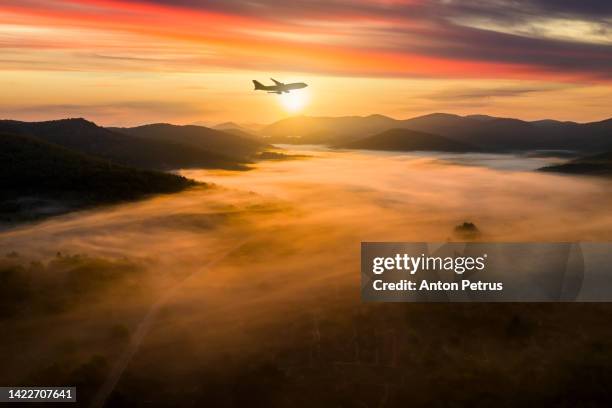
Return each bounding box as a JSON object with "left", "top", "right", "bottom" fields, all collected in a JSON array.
[{"left": 270, "top": 78, "right": 284, "bottom": 86}]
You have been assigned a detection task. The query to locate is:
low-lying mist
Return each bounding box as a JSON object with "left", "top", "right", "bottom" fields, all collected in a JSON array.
[{"left": 2, "top": 148, "right": 612, "bottom": 406}]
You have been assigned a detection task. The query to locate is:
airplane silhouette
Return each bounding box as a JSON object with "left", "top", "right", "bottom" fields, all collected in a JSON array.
[{"left": 252, "top": 78, "right": 307, "bottom": 94}]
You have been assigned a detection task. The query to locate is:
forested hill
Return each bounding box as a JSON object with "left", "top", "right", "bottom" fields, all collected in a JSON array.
[
  {"left": 0, "top": 132, "right": 195, "bottom": 222},
  {"left": 0, "top": 118, "right": 249, "bottom": 171}
]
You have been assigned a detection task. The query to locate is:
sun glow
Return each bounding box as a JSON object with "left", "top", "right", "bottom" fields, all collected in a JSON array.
[{"left": 279, "top": 89, "right": 310, "bottom": 113}]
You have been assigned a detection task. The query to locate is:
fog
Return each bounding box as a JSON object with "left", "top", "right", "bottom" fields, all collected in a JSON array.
[{"left": 2, "top": 148, "right": 612, "bottom": 406}]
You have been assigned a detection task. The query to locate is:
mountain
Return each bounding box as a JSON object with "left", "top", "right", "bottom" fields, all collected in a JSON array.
[
  {"left": 0, "top": 118, "right": 245, "bottom": 171},
  {"left": 395, "top": 114, "right": 545, "bottom": 150},
  {"left": 261, "top": 113, "right": 612, "bottom": 152},
  {"left": 111, "top": 123, "right": 266, "bottom": 158},
  {"left": 340, "top": 128, "right": 475, "bottom": 152},
  {"left": 539, "top": 151, "right": 612, "bottom": 175},
  {"left": 0, "top": 132, "right": 195, "bottom": 221},
  {"left": 398, "top": 113, "right": 479, "bottom": 137},
  {"left": 531, "top": 119, "right": 579, "bottom": 128},
  {"left": 212, "top": 122, "right": 261, "bottom": 140},
  {"left": 261, "top": 114, "right": 398, "bottom": 144},
  {"left": 213, "top": 121, "right": 252, "bottom": 133},
  {"left": 414, "top": 116, "right": 544, "bottom": 150},
  {"left": 260, "top": 113, "right": 475, "bottom": 145},
  {"left": 221, "top": 127, "right": 262, "bottom": 140},
  {"left": 390, "top": 114, "right": 611, "bottom": 151},
  {"left": 465, "top": 114, "right": 497, "bottom": 122},
  {"left": 198, "top": 121, "right": 265, "bottom": 132}
]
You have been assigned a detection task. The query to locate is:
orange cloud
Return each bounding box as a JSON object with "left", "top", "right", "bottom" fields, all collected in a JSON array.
[{"left": 1, "top": 0, "right": 610, "bottom": 81}]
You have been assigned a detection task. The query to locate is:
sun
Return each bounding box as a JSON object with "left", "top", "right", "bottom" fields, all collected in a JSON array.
[{"left": 278, "top": 89, "right": 310, "bottom": 113}]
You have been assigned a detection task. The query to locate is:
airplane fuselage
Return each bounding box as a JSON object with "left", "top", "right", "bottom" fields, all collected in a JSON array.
[{"left": 253, "top": 79, "right": 307, "bottom": 94}]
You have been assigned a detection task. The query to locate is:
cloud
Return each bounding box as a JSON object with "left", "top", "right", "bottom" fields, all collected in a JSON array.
[
  {"left": 424, "top": 86, "right": 551, "bottom": 101},
  {"left": 437, "top": 0, "right": 612, "bottom": 21},
  {"left": 1, "top": 101, "right": 216, "bottom": 126},
  {"left": 0, "top": 0, "right": 611, "bottom": 80}
]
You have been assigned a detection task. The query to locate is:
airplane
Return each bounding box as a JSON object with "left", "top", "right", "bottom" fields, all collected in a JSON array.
[{"left": 252, "top": 78, "right": 307, "bottom": 94}]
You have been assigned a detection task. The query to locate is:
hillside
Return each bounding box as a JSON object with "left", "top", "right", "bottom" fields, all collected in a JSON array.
[
  {"left": 0, "top": 132, "right": 195, "bottom": 221},
  {"left": 216, "top": 127, "right": 261, "bottom": 141},
  {"left": 0, "top": 119, "right": 247, "bottom": 171},
  {"left": 111, "top": 123, "right": 266, "bottom": 158},
  {"left": 397, "top": 114, "right": 592, "bottom": 151},
  {"left": 261, "top": 114, "right": 397, "bottom": 144},
  {"left": 539, "top": 151, "right": 612, "bottom": 175},
  {"left": 403, "top": 114, "right": 612, "bottom": 152},
  {"left": 213, "top": 121, "right": 260, "bottom": 135},
  {"left": 340, "top": 128, "right": 475, "bottom": 152},
  {"left": 261, "top": 113, "right": 612, "bottom": 152}
]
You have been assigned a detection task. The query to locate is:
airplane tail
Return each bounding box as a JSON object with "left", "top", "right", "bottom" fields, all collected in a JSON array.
[{"left": 252, "top": 80, "right": 265, "bottom": 90}]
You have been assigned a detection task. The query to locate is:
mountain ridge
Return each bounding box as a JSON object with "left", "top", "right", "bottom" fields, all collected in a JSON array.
[
  {"left": 111, "top": 123, "right": 266, "bottom": 159},
  {"left": 0, "top": 118, "right": 249, "bottom": 171},
  {"left": 0, "top": 131, "right": 195, "bottom": 222},
  {"left": 539, "top": 151, "right": 612, "bottom": 175},
  {"left": 339, "top": 128, "right": 476, "bottom": 152},
  {"left": 260, "top": 113, "right": 612, "bottom": 152}
]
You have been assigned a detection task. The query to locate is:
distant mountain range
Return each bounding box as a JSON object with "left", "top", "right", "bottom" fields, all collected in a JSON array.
[
  {"left": 340, "top": 128, "right": 475, "bottom": 152},
  {"left": 261, "top": 114, "right": 396, "bottom": 145},
  {"left": 260, "top": 113, "right": 612, "bottom": 153},
  {"left": 0, "top": 118, "right": 265, "bottom": 171},
  {"left": 0, "top": 117, "right": 269, "bottom": 223},
  {"left": 110, "top": 123, "right": 266, "bottom": 160}
]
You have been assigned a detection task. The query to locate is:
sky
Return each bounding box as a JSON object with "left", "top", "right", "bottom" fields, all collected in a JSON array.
[{"left": 1, "top": 0, "right": 611, "bottom": 126}]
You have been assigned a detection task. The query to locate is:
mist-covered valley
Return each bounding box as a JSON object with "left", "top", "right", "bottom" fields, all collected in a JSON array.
[{"left": 2, "top": 147, "right": 612, "bottom": 406}]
